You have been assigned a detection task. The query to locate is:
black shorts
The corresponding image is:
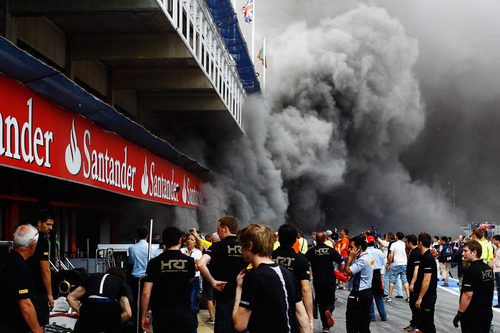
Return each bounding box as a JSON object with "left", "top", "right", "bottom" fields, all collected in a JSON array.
[
  {"left": 153, "top": 305, "right": 193, "bottom": 333},
  {"left": 202, "top": 277, "right": 214, "bottom": 301},
  {"left": 75, "top": 300, "right": 122, "bottom": 333},
  {"left": 31, "top": 293, "right": 50, "bottom": 326}
]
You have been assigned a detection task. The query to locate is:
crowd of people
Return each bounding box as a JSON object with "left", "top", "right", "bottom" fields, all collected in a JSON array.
[{"left": 1, "top": 211, "right": 499, "bottom": 333}]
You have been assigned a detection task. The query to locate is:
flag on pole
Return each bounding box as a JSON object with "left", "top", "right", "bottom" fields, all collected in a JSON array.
[
  {"left": 242, "top": 0, "right": 254, "bottom": 23},
  {"left": 257, "top": 45, "right": 267, "bottom": 68}
]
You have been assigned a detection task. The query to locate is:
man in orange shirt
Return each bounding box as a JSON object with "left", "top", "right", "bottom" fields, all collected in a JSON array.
[{"left": 339, "top": 228, "right": 350, "bottom": 289}]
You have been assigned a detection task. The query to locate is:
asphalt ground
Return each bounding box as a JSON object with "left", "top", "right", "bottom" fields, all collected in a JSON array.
[{"left": 196, "top": 277, "right": 500, "bottom": 332}]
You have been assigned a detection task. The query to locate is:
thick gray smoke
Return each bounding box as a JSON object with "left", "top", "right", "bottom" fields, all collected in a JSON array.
[{"left": 193, "top": 4, "right": 461, "bottom": 234}]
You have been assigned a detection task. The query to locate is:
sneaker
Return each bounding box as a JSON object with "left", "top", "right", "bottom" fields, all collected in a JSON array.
[
  {"left": 371, "top": 317, "right": 376, "bottom": 322},
  {"left": 325, "top": 310, "right": 334, "bottom": 327},
  {"left": 205, "top": 318, "right": 215, "bottom": 325},
  {"left": 494, "top": 304, "right": 500, "bottom": 308},
  {"left": 322, "top": 330, "right": 330, "bottom": 333},
  {"left": 395, "top": 295, "right": 403, "bottom": 299},
  {"left": 384, "top": 296, "right": 392, "bottom": 302},
  {"left": 403, "top": 325, "right": 414, "bottom": 331},
  {"left": 405, "top": 297, "right": 410, "bottom": 303},
  {"left": 381, "top": 316, "right": 387, "bottom": 321}
]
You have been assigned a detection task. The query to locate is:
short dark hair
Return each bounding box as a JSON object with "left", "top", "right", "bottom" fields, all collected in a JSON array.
[
  {"left": 464, "top": 240, "right": 482, "bottom": 258},
  {"left": 35, "top": 208, "right": 55, "bottom": 225},
  {"left": 219, "top": 216, "right": 239, "bottom": 234},
  {"left": 278, "top": 224, "right": 298, "bottom": 248},
  {"left": 342, "top": 228, "right": 349, "bottom": 235},
  {"left": 418, "top": 232, "right": 432, "bottom": 248},
  {"left": 388, "top": 232, "right": 395, "bottom": 241},
  {"left": 162, "top": 226, "right": 182, "bottom": 248},
  {"left": 396, "top": 232, "right": 405, "bottom": 240},
  {"left": 137, "top": 225, "right": 149, "bottom": 239},
  {"left": 440, "top": 236, "right": 448, "bottom": 242},
  {"left": 106, "top": 267, "right": 125, "bottom": 280},
  {"left": 350, "top": 236, "right": 367, "bottom": 251},
  {"left": 406, "top": 234, "right": 417, "bottom": 246},
  {"left": 493, "top": 235, "right": 500, "bottom": 242}
]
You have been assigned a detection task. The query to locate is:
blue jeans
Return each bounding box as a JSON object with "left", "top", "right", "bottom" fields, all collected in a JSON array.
[
  {"left": 383, "top": 270, "right": 403, "bottom": 296},
  {"left": 190, "top": 277, "right": 200, "bottom": 332},
  {"left": 369, "top": 295, "right": 387, "bottom": 320},
  {"left": 389, "top": 265, "right": 408, "bottom": 285}
]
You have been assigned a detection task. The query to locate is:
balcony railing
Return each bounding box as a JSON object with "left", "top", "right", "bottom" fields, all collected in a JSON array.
[{"left": 155, "top": 0, "right": 245, "bottom": 129}]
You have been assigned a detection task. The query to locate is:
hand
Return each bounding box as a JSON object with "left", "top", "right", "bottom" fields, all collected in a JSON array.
[
  {"left": 385, "top": 263, "right": 391, "bottom": 272},
  {"left": 415, "top": 298, "right": 422, "bottom": 310},
  {"left": 142, "top": 316, "right": 151, "bottom": 332},
  {"left": 453, "top": 311, "right": 463, "bottom": 327},
  {"left": 236, "top": 269, "right": 248, "bottom": 288},
  {"left": 213, "top": 280, "right": 228, "bottom": 292},
  {"left": 349, "top": 248, "right": 360, "bottom": 260},
  {"left": 309, "top": 320, "right": 314, "bottom": 333},
  {"left": 409, "top": 284, "right": 414, "bottom": 292},
  {"left": 48, "top": 294, "right": 54, "bottom": 310}
]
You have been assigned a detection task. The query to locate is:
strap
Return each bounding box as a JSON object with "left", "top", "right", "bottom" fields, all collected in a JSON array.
[{"left": 99, "top": 274, "right": 109, "bottom": 294}]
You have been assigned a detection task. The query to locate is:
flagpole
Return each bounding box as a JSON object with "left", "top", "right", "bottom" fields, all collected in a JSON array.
[
  {"left": 263, "top": 37, "right": 266, "bottom": 92},
  {"left": 252, "top": 0, "right": 255, "bottom": 63}
]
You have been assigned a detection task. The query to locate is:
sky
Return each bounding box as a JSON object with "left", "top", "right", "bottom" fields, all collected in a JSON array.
[{"left": 173, "top": 0, "right": 500, "bottom": 235}]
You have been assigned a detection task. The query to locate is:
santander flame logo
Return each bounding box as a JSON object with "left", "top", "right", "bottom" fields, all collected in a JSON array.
[
  {"left": 182, "top": 176, "right": 187, "bottom": 203},
  {"left": 141, "top": 157, "right": 149, "bottom": 195},
  {"left": 65, "top": 120, "right": 82, "bottom": 175}
]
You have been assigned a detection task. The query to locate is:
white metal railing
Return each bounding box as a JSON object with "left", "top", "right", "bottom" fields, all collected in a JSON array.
[{"left": 155, "top": 0, "right": 245, "bottom": 129}]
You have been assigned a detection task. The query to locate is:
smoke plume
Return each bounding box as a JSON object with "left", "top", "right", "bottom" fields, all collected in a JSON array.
[{"left": 182, "top": 3, "right": 464, "bottom": 235}]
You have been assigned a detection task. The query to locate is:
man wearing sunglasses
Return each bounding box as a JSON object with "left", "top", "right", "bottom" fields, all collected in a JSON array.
[{"left": 27, "top": 208, "right": 55, "bottom": 330}]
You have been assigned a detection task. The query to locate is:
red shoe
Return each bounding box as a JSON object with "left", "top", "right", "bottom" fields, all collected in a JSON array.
[{"left": 325, "top": 310, "right": 334, "bottom": 327}]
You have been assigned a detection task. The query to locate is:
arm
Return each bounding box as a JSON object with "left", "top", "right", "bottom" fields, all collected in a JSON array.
[
  {"left": 120, "top": 296, "right": 133, "bottom": 323},
  {"left": 300, "top": 280, "right": 314, "bottom": 326},
  {"left": 295, "top": 300, "right": 312, "bottom": 333},
  {"left": 458, "top": 291, "right": 473, "bottom": 312},
  {"left": 344, "top": 249, "right": 360, "bottom": 276},
  {"left": 66, "top": 286, "right": 86, "bottom": 314},
  {"left": 378, "top": 238, "right": 389, "bottom": 247},
  {"left": 416, "top": 273, "right": 431, "bottom": 309},
  {"left": 198, "top": 253, "right": 227, "bottom": 292},
  {"left": 232, "top": 269, "right": 251, "bottom": 332},
  {"left": 40, "top": 260, "right": 54, "bottom": 308},
  {"left": 409, "top": 265, "right": 419, "bottom": 292},
  {"left": 18, "top": 298, "right": 43, "bottom": 333},
  {"left": 141, "top": 282, "right": 153, "bottom": 332},
  {"left": 386, "top": 251, "right": 394, "bottom": 270}
]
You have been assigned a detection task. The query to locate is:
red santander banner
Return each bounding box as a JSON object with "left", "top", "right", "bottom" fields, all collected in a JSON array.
[{"left": 0, "top": 74, "right": 202, "bottom": 209}]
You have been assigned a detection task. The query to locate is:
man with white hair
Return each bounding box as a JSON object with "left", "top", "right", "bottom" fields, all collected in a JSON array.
[{"left": 0, "top": 224, "right": 43, "bottom": 333}]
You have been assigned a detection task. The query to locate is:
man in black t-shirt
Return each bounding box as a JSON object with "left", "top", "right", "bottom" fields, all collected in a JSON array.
[
  {"left": 272, "top": 224, "right": 313, "bottom": 327},
  {"left": 233, "top": 224, "right": 310, "bottom": 333},
  {"left": 198, "top": 216, "right": 246, "bottom": 333},
  {"left": 141, "top": 226, "right": 195, "bottom": 333},
  {"left": 404, "top": 234, "right": 421, "bottom": 332},
  {"left": 67, "top": 267, "right": 133, "bottom": 333},
  {"left": 453, "top": 240, "right": 494, "bottom": 333},
  {"left": 27, "top": 208, "right": 55, "bottom": 328},
  {"left": 0, "top": 224, "right": 42, "bottom": 333},
  {"left": 305, "top": 231, "right": 344, "bottom": 332},
  {"left": 414, "top": 232, "right": 437, "bottom": 333}
]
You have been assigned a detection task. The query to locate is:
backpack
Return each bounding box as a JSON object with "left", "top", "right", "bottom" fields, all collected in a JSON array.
[{"left": 440, "top": 243, "right": 453, "bottom": 262}]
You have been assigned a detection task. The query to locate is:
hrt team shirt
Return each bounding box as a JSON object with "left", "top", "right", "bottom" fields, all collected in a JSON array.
[
  {"left": 414, "top": 249, "right": 437, "bottom": 300},
  {"left": 205, "top": 235, "right": 246, "bottom": 302},
  {"left": 461, "top": 260, "right": 494, "bottom": 316},
  {"left": 144, "top": 250, "right": 195, "bottom": 309},
  {"left": 0, "top": 251, "right": 34, "bottom": 331},
  {"left": 26, "top": 233, "right": 49, "bottom": 294},
  {"left": 406, "top": 248, "right": 421, "bottom": 284},
  {"left": 305, "top": 243, "right": 343, "bottom": 287},
  {"left": 272, "top": 246, "right": 310, "bottom": 291},
  {"left": 240, "top": 263, "right": 301, "bottom": 333}
]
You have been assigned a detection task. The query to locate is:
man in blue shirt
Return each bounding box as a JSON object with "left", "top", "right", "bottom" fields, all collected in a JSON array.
[
  {"left": 365, "top": 236, "right": 386, "bottom": 322},
  {"left": 345, "top": 236, "right": 374, "bottom": 333},
  {"left": 128, "top": 225, "right": 158, "bottom": 332}
]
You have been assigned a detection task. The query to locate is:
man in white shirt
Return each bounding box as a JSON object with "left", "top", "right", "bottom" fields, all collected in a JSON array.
[{"left": 385, "top": 232, "right": 410, "bottom": 301}]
